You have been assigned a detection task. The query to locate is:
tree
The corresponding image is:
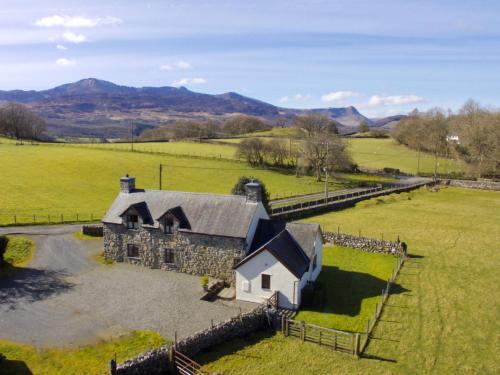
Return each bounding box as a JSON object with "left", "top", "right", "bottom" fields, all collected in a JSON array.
[
  {"left": 293, "top": 114, "right": 338, "bottom": 137},
  {"left": 264, "top": 139, "right": 288, "bottom": 166},
  {"left": 0, "top": 102, "right": 47, "bottom": 143},
  {"left": 223, "top": 116, "right": 270, "bottom": 135},
  {"left": 358, "top": 120, "right": 370, "bottom": 133},
  {"left": 231, "top": 176, "right": 270, "bottom": 211},
  {"left": 422, "top": 108, "right": 449, "bottom": 178},
  {"left": 236, "top": 138, "right": 266, "bottom": 166}
]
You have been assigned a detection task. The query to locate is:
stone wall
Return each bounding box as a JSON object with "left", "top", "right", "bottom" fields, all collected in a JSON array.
[
  {"left": 115, "top": 306, "right": 276, "bottom": 375},
  {"left": 441, "top": 179, "right": 500, "bottom": 191},
  {"left": 103, "top": 224, "right": 246, "bottom": 284},
  {"left": 323, "top": 232, "right": 405, "bottom": 255},
  {"left": 82, "top": 224, "right": 103, "bottom": 237}
]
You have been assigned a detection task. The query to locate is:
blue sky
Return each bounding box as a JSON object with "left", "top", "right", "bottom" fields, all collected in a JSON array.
[{"left": 0, "top": 0, "right": 499, "bottom": 117}]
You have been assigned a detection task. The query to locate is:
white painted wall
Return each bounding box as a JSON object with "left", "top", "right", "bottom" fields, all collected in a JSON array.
[
  {"left": 235, "top": 249, "right": 300, "bottom": 310},
  {"left": 244, "top": 202, "right": 269, "bottom": 249}
]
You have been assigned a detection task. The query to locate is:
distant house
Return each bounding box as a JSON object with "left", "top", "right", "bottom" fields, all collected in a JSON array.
[{"left": 102, "top": 176, "right": 323, "bottom": 309}]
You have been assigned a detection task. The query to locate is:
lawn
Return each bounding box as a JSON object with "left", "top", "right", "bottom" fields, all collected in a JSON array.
[
  {"left": 0, "top": 142, "right": 388, "bottom": 225},
  {"left": 198, "top": 187, "right": 500, "bottom": 374},
  {"left": 0, "top": 331, "right": 166, "bottom": 375},
  {"left": 294, "top": 246, "right": 395, "bottom": 332},
  {"left": 0, "top": 236, "right": 35, "bottom": 277}
]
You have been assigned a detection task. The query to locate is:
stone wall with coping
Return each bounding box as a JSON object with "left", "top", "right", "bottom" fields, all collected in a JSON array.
[
  {"left": 115, "top": 306, "right": 277, "bottom": 375},
  {"left": 441, "top": 179, "right": 500, "bottom": 191},
  {"left": 82, "top": 224, "right": 103, "bottom": 237},
  {"left": 103, "top": 223, "right": 246, "bottom": 284},
  {"left": 323, "top": 232, "right": 405, "bottom": 255}
]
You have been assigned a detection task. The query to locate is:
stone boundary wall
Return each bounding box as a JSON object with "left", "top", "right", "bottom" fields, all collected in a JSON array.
[
  {"left": 82, "top": 224, "right": 103, "bottom": 237},
  {"left": 441, "top": 179, "right": 500, "bottom": 191},
  {"left": 115, "top": 306, "right": 277, "bottom": 375},
  {"left": 323, "top": 232, "right": 405, "bottom": 255}
]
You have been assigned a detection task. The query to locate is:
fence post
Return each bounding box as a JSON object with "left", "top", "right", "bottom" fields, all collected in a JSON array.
[
  {"left": 76, "top": 213, "right": 79, "bottom": 222},
  {"left": 354, "top": 333, "right": 361, "bottom": 357},
  {"left": 281, "top": 315, "right": 286, "bottom": 335},
  {"left": 61, "top": 214, "right": 63, "bottom": 223},
  {"left": 319, "top": 331, "right": 322, "bottom": 346},
  {"left": 33, "top": 215, "right": 36, "bottom": 223},
  {"left": 334, "top": 332, "right": 337, "bottom": 350},
  {"left": 14, "top": 215, "right": 16, "bottom": 224},
  {"left": 109, "top": 359, "right": 117, "bottom": 375},
  {"left": 48, "top": 215, "right": 51, "bottom": 224},
  {"left": 301, "top": 321, "right": 305, "bottom": 342}
]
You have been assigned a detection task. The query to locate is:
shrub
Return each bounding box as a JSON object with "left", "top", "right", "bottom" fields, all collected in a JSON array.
[
  {"left": 0, "top": 235, "right": 8, "bottom": 266},
  {"left": 200, "top": 274, "right": 209, "bottom": 289},
  {"left": 231, "top": 176, "right": 271, "bottom": 212}
]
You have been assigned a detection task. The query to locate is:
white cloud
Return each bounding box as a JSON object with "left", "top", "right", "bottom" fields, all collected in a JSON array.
[
  {"left": 279, "top": 93, "right": 310, "bottom": 104},
  {"left": 35, "top": 15, "right": 122, "bottom": 28},
  {"left": 55, "top": 58, "right": 75, "bottom": 67},
  {"left": 160, "top": 60, "right": 192, "bottom": 71},
  {"left": 56, "top": 44, "right": 67, "bottom": 50},
  {"left": 367, "top": 94, "right": 425, "bottom": 107},
  {"left": 175, "top": 60, "right": 192, "bottom": 69},
  {"left": 172, "top": 77, "right": 206, "bottom": 86},
  {"left": 63, "top": 31, "right": 88, "bottom": 43},
  {"left": 321, "top": 91, "right": 359, "bottom": 103}
]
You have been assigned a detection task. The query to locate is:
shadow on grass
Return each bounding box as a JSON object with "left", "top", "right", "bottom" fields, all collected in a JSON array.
[
  {"left": 195, "top": 330, "right": 276, "bottom": 366},
  {"left": 0, "top": 358, "right": 34, "bottom": 375},
  {"left": 407, "top": 253, "right": 425, "bottom": 259},
  {"left": 304, "top": 266, "right": 409, "bottom": 317},
  {"left": 0, "top": 264, "right": 74, "bottom": 309}
]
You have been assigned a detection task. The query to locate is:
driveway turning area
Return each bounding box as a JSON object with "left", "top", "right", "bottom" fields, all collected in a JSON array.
[{"left": 0, "top": 225, "right": 255, "bottom": 347}]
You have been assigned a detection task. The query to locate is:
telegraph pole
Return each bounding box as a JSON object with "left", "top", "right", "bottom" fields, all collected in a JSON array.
[
  {"left": 159, "top": 164, "right": 165, "bottom": 190},
  {"left": 130, "top": 121, "right": 135, "bottom": 152},
  {"left": 324, "top": 141, "right": 329, "bottom": 200}
]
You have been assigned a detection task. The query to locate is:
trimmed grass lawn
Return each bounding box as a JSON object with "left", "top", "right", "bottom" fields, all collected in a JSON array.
[
  {"left": 0, "top": 143, "right": 388, "bottom": 225},
  {"left": 295, "top": 246, "right": 395, "bottom": 332},
  {"left": 198, "top": 187, "right": 500, "bottom": 374},
  {"left": 0, "top": 236, "right": 35, "bottom": 277},
  {"left": 0, "top": 331, "right": 166, "bottom": 375}
]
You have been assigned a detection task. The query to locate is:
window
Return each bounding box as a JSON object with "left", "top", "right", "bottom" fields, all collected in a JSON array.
[
  {"left": 312, "top": 254, "right": 317, "bottom": 270},
  {"left": 164, "top": 217, "right": 174, "bottom": 234},
  {"left": 261, "top": 274, "right": 271, "bottom": 290},
  {"left": 127, "top": 244, "right": 139, "bottom": 258},
  {"left": 165, "top": 248, "right": 175, "bottom": 264},
  {"left": 126, "top": 215, "right": 139, "bottom": 229}
]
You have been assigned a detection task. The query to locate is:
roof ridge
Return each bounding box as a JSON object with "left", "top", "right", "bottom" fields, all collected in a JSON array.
[{"left": 136, "top": 189, "right": 247, "bottom": 199}]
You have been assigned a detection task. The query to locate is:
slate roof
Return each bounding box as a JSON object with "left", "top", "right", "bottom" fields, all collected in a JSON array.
[
  {"left": 103, "top": 190, "right": 259, "bottom": 238},
  {"left": 250, "top": 219, "right": 321, "bottom": 260},
  {"left": 237, "top": 219, "right": 321, "bottom": 278},
  {"left": 237, "top": 230, "right": 310, "bottom": 278}
]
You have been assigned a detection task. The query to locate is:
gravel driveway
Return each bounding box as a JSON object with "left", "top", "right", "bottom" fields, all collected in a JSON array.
[{"left": 0, "top": 225, "right": 255, "bottom": 347}]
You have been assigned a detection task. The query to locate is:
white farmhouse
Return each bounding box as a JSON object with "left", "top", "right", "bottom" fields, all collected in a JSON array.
[{"left": 235, "top": 219, "right": 323, "bottom": 310}]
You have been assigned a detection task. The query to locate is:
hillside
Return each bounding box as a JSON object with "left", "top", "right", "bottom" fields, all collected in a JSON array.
[{"left": 0, "top": 78, "right": 404, "bottom": 138}]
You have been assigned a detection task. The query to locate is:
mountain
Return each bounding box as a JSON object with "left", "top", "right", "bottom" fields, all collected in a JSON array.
[{"left": 0, "top": 78, "right": 404, "bottom": 138}]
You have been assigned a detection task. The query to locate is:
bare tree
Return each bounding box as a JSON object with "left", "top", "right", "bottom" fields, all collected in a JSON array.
[
  {"left": 293, "top": 114, "right": 338, "bottom": 138},
  {"left": 0, "top": 102, "right": 47, "bottom": 143},
  {"left": 358, "top": 120, "right": 370, "bottom": 133},
  {"left": 236, "top": 138, "right": 266, "bottom": 166}
]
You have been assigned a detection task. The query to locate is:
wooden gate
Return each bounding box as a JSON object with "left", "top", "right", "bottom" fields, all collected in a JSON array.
[{"left": 172, "top": 348, "right": 207, "bottom": 375}]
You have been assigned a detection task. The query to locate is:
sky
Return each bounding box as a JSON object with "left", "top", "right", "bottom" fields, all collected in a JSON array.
[{"left": 0, "top": 0, "right": 499, "bottom": 117}]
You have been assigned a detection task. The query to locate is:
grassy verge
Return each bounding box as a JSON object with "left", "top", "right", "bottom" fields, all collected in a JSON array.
[
  {"left": 0, "top": 236, "right": 35, "bottom": 277},
  {"left": 94, "top": 251, "right": 114, "bottom": 265},
  {"left": 295, "top": 246, "right": 395, "bottom": 332},
  {"left": 0, "top": 331, "right": 166, "bottom": 375},
  {"left": 198, "top": 187, "right": 500, "bottom": 374},
  {"left": 73, "top": 231, "right": 102, "bottom": 241}
]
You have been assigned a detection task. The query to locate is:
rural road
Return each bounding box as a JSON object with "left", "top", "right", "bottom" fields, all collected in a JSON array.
[{"left": 0, "top": 225, "right": 255, "bottom": 347}]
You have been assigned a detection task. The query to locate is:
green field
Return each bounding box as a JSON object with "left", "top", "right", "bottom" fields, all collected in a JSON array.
[
  {"left": 0, "top": 236, "right": 35, "bottom": 277},
  {"left": 198, "top": 187, "right": 500, "bottom": 374},
  {"left": 295, "top": 246, "right": 395, "bottom": 332},
  {"left": 0, "top": 331, "right": 165, "bottom": 375},
  {"left": 0, "top": 142, "right": 385, "bottom": 225}
]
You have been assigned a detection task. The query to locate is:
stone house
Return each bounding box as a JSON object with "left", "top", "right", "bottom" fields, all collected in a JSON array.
[{"left": 103, "top": 176, "right": 322, "bottom": 308}]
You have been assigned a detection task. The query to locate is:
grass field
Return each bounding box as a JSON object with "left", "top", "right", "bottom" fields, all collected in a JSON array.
[
  {"left": 0, "top": 331, "right": 166, "bottom": 375},
  {"left": 294, "top": 246, "right": 395, "bottom": 332},
  {"left": 198, "top": 187, "right": 500, "bottom": 374},
  {"left": 0, "top": 236, "right": 35, "bottom": 277},
  {"left": 0, "top": 142, "right": 387, "bottom": 225}
]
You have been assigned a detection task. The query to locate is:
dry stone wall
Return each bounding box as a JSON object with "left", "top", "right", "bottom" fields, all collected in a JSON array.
[
  {"left": 324, "top": 232, "right": 405, "bottom": 255},
  {"left": 82, "top": 224, "right": 103, "bottom": 237},
  {"left": 115, "top": 306, "right": 277, "bottom": 375},
  {"left": 442, "top": 179, "right": 500, "bottom": 191}
]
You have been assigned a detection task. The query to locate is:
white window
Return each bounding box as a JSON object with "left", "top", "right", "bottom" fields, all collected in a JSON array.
[
  {"left": 242, "top": 280, "right": 251, "bottom": 293},
  {"left": 164, "top": 217, "right": 174, "bottom": 234},
  {"left": 126, "top": 215, "right": 139, "bottom": 229}
]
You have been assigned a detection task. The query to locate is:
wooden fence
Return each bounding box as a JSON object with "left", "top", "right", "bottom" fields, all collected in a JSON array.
[
  {"left": 282, "top": 317, "right": 361, "bottom": 357},
  {"left": 360, "top": 254, "right": 406, "bottom": 353},
  {"left": 0, "top": 213, "right": 103, "bottom": 226}
]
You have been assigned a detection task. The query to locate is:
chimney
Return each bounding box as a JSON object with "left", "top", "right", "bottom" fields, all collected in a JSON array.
[
  {"left": 245, "top": 182, "right": 262, "bottom": 203},
  {"left": 120, "top": 175, "right": 135, "bottom": 193}
]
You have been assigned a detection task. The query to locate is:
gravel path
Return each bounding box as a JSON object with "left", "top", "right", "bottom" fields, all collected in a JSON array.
[{"left": 0, "top": 226, "right": 255, "bottom": 347}]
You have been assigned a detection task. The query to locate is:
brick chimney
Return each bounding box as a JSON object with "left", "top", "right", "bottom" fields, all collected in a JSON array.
[
  {"left": 245, "top": 182, "right": 262, "bottom": 203},
  {"left": 120, "top": 175, "right": 135, "bottom": 193}
]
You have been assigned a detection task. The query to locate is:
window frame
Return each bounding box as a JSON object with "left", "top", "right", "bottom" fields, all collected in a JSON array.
[
  {"left": 164, "top": 216, "right": 174, "bottom": 234},
  {"left": 261, "top": 274, "right": 271, "bottom": 290},
  {"left": 165, "top": 248, "right": 175, "bottom": 264},
  {"left": 126, "top": 214, "right": 139, "bottom": 229},
  {"left": 127, "top": 243, "right": 139, "bottom": 258}
]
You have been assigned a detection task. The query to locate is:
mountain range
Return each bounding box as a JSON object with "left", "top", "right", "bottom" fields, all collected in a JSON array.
[{"left": 0, "top": 78, "right": 404, "bottom": 138}]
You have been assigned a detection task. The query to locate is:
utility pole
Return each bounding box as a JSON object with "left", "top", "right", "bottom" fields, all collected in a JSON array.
[
  {"left": 417, "top": 148, "right": 421, "bottom": 176},
  {"left": 324, "top": 141, "right": 329, "bottom": 200},
  {"left": 130, "top": 121, "right": 135, "bottom": 152},
  {"left": 159, "top": 164, "right": 163, "bottom": 190}
]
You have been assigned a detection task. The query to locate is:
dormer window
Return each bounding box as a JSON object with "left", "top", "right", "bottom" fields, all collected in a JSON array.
[
  {"left": 126, "top": 215, "right": 139, "bottom": 229},
  {"left": 164, "top": 217, "right": 174, "bottom": 234}
]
